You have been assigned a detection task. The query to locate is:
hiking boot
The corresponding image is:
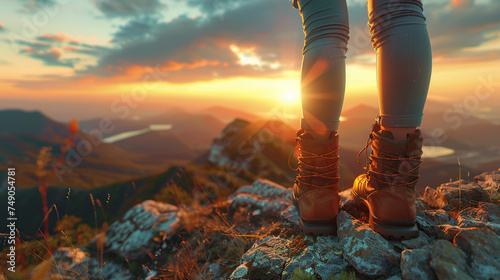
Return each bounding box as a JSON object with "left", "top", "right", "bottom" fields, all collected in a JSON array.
[
  {"left": 352, "top": 121, "right": 423, "bottom": 239},
  {"left": 292, "top": 130, "right": 340, "bottom": 235}
]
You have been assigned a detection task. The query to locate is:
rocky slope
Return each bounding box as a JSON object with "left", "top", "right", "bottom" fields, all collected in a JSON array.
[{"left": 40, "top": 169, "right": 500, "bottom": 280}]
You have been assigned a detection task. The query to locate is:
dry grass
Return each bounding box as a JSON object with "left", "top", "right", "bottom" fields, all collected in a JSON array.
[
  {"left": 153, "top": 199, "right": 265, "bottom": 280},
  {"left": 0, "top": 189, "right": 108, "bottom": 279}
]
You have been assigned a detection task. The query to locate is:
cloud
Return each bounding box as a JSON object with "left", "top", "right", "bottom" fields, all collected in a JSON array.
[
  {"left": 77, "top": 0, "right": 377, "bottom": 83},
  {"left": 7, "top": 33, "right": 110, "bottom": 69},
  {"left": 17, "top": 0, "right": 56, "bottom": 14},
  {"left": 34, "top": 33, "right": 110, "bottom": 55},
  {"left": 111, "top": 17, "right": 160, "bottom": 44},
  {"left": 7, "top": 39, "right": 52, "bottom": 52},
  {"left": 94, "top": 0, "right": 165, "bottom": 18},
  {"left": 21, "top": 47, "right": 79, "bottom": 67},
  {"left": 76, "top": 0, "right": 303, "bottom": 83},
  {"left": 38, "top": 33, "right": 75, "bottom": 43},
  {"left": 434, "top": 48, "right": 500, "bottom": 64},
  {"left": 425, "top": 0, "right": 500, "bottom": 56},
  {"left": 450, "top": 0, "right": 474, "bottom": 11},
  {"left": 187, "top": 0, "right": 244, "bottom": 17}
]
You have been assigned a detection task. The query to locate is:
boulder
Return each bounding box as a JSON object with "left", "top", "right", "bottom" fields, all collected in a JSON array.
[
  {"left": 282, "top": 235, "right": 350, "bottom": 280},
  {"left": 231, "top": 236, "right": 290, "bottom": 279},
  {"left": 435, "top": 224, "right": 463, "bottom": 241},
  {"left": 104, "top": 200, "right": 180, "bottom": 260},
  {"left": 230, "top": 234, "right": 350, "bottom": 280},
  {"left": 400, "top": 244, "right": 437, "bottom": 280},
  {"left": 456, "top": 202, "right": 500, "bottom": 234},
  {"left": 400, "top": 231, "right": 433, "bottom": 249},
  {"left": 453, "top": 228, "right": 500, "bottom": 280},
  {"left": 228, "top": 179, "right": 293, "bottom": 216},
  {"left": 430, "top": 240, "right": 473, "bottom": 280},
  {"left": 423, "top": 180, "right": 491, "bottom": 210},
  {"left": 416, "top": 209, "right": 457, "bottom": 237},
  {"left": 337, "top": 211, "right": 399, "bottom": 277},
  {"left": 473, "top": 169, "right": 500, "bottom": 190}
]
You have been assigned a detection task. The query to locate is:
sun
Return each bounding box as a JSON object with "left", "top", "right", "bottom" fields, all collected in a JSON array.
[{"left": 282, "top": 90, "right": 300, "bottom": 105}]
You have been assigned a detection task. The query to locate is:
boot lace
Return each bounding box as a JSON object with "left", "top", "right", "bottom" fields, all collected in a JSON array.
[
  {"left": 357, "top": 123, "right": 423, "bottom": 188},
  {"left": 289, "top": 144, "right": 340, "bottom": 188}
]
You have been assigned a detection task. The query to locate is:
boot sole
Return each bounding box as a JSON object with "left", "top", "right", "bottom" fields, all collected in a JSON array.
[
  {"left": 351, "top": 193, "right": 418, "bottom": 240},
  {"left": 293, "top": 198, "right": 337, "bottom": 236},
  {"left": 300, "top": 218, "right": 337, "bottom": 236}
]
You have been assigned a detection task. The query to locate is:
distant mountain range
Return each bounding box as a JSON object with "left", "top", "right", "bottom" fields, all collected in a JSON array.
[
  {"left": 0, "top": 106, "right": 258, "bottom": 189},
  {"left": 0, "top": 110, "right": 182, "bottom": 189},
  {"left": 2, "top": 104, "right": 499, "bottom": 190}
]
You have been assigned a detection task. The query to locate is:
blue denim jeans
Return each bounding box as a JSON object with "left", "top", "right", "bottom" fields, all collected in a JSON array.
[{"left": 295, "top": 0, "right": 432, "bottom": 130}]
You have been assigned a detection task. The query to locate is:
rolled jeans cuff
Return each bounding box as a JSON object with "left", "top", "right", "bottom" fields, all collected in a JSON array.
[
  {"left": 301, "top": 118, "right": 340, "bottom": 131},
  {"left": 378, "top": 113, "right": 423, "bottom": 127}
]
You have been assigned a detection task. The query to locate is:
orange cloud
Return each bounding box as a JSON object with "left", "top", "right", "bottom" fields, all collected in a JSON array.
[
  {"left": 76, "top": 59, "right": 221, "bottom": 85},
  {"left": 451, "top": 0, "right": 470, "bottom": 6},
  {"left": 40, "top": 33, "right": 76, "bottom": 43},
  {"left": 120, "top": 60, "right": 220, "bottom": 77},
  {"left": 163, "top": 59, "right": 220, "bottom": 71},
  {"left": 48, "top": 47, "right": 63, "bottom": 56},
  {"left": 62, "top": 46, "right": 78, "bottom": 52},
  {"left": 38, "top": 33, "right": 101, "bottom": 46},
  {"left": 449, "top": 0, "right": 473, "bottom": 11}
]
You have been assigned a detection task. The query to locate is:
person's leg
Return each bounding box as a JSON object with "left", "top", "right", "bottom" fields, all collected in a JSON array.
[
  {"left": 298, "top": 0, "right": 349, "bottom": 140},
  {"left": 352, "top": 0, "right": 431, "bottom": 239},
  {"left": 369, "top": 0, "right": 432, "bottom": 139},
  {"left": 292, "top": 0, "right": 349, "bottom": 235}
]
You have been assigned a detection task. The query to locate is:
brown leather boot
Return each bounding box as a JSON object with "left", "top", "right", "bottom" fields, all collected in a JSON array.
[
  {"left": 292, "top": 130, "right": 340, "bottom": 235},
  {"left": 352, "top": 122, "right": 423, "bottom": 239}
]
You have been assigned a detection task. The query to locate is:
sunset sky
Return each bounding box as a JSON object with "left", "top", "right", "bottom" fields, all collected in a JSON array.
[{"left": 1, "top": 0, "right": 499, "bottom": 122}]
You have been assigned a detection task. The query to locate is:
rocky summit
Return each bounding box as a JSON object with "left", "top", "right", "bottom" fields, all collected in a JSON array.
[{"left": 42, "top": 169, "right": 500, "bottom": 279}]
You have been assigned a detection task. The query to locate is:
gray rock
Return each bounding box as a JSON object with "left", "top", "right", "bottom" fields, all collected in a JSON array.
[
  {"left": 453, "top": 228, "right": 500, "bottom": 280},
  {"left": 435, "top": 224, "right": 463, "bottom": 241},
  {"left": 282, "top": 236, "right": 349, "bottom": 280},
  {"left": 231, "top": 234, "right": 349, "bottom": 280},
  {"left": 337, "top": 211, "right": 400, "bottom": 277},
  {"left": 456, "top": 202, "right": 500, "bottom": 234},
  {"left": 430, "top": 240, "right": 473, "bottom": 280},
  {"left": 401, "top": 244, "right": 437, "bottom": 280},
  {"left": 228, "top": 179, "right": 293, "bottom": 215},
  {"left": 415, "top": 199, "right": 428, "bottom": 211},
  {"left": 104, "top": 200, "right": 179, "bottom": 260},
  {"left": 281, "top": 205, "right": 300, "bottom": 227},
  {"left": 416, "top": 209, "right": 457, "bottom": 237},
  {"left": 45, "top": 247, "right": 89, "bottom": 279},
  {"left": 473, "top": 169, "right": 500, "bottom": 191},
  {"left": 386, "top": 276, "right": 404, "bottom": 280},
  {"left": 423, "top": 181, "right": 491, "bottom": 210},
  {"left": 339, "top": 190, "right": 368, "bottom": 221},
  {"left": 339, "top": 188, "right": 352, "bottom": 204},
  {"left": 422, "top": 186, "right": 449, "bottom": 209},
  {"left": 208, "top": 119, "right": 250, "bottom": 167},
  {"left": 390, "top": 231, "right": 433, "bottom": 253},
  {"left": 400, "top": 231, "right": 433, "bottom": 249},
  {"left": 207, "top": 262, "right": 225, "bottom": 280},
  {"left": 230, "top": 264, "right": 249, "bottom": 279},
  {"left": 234, "top": 236, "right": 290, "bottom": 279},
  {"left": 44, "top": 247, "right": 133, "bottom": 280}
]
